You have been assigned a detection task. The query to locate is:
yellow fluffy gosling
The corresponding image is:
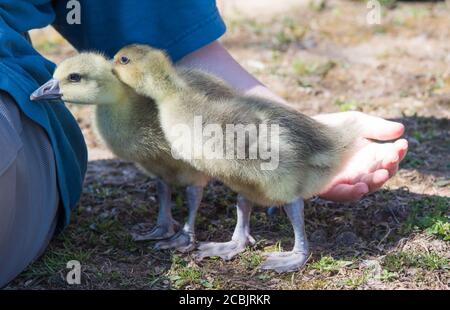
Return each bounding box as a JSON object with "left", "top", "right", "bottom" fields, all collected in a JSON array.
[
  {"left": 30, "top": 52, "right": 214, "bottom": 252},
  {"left": 111, "top": 44, "right": 361, "bottom": 273}
]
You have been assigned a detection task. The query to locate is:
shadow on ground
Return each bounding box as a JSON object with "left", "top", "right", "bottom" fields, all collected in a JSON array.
[
  {"left": 395, "top": 116, "right": 449, "bottom": 179},
  {"left": 6, "top": 156, "right": 448, "bottom": 289}
]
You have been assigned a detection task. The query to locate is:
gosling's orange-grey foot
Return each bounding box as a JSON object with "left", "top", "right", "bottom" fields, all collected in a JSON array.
[
  {"left": 195, "top": 195, "right": 255, "bottom": 261},
  {"left": 154, "top": 185, "right": 203, "bottom": 252},
  {"left": 259, "top": 198, "right": 309, "bottom": 273}
]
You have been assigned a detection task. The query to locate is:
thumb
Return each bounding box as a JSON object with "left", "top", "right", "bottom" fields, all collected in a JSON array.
[{"left": 358, "top": 114, "right": 405, "bottom": 141}]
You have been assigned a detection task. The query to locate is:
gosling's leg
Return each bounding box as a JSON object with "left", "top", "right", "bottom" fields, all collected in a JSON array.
[
  {"left": 259, "top": 198, "right": 309, "bottom": 273},
  {"left": 154, "top": 185, "right": 203, "bottom": 252},
  {"left": 195, "top": 195, "right": 255, "bottom": 261},
  {"left": 267, "top": 206, "right": 281, "bottom": 218},
  {"left": 132, "top": 179, "right": 177, "bottom": 241}
]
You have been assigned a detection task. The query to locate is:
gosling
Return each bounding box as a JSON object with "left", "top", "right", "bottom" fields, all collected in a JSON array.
[
  {"left": 114, "top": 45, "right": 359, "bottom": 272},
  {"left": 111, "top": 44, "right": 361, "bottom": 273},
  {"left": 30, "top": 52, "right": 214, "bottom": 252}
]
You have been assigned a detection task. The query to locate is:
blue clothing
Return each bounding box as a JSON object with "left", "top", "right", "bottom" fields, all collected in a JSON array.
[
  {"left": 52, "top": 0, "right": 226, "bottom": 61},
  {"left": 0, "top": 0, "right": 226, "bottom": 230}
]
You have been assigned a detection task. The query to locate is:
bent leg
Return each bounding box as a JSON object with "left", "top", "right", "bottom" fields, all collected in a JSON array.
[{"left": 0, "top": 92, "right": 59, "bottom": 287}]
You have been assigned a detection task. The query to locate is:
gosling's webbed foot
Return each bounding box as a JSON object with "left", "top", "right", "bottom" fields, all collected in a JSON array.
[
  {"left": 259, "top": 251, "right": 308, "bottom": 273},
  {"left": 131, "top": 222, "right": 177, "bottom": 241},
  {"left": 154, "top": 230, "right": 196, "bottom": 252},
  {"left": 195, "top": 236, "right": 256, "bottom": 261}
]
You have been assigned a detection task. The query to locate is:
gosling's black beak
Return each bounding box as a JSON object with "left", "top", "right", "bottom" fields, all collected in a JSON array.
[{"left": 30, "top": 79, "right": 62, "bottom": 101}]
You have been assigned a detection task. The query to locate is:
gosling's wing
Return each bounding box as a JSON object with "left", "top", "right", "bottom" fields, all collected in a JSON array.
[
  {"left": 227, "top": 96, "right": 347, "bottom": 170},
  {"left": 177, "top": 67, "right": 236, "bottom": 100}
]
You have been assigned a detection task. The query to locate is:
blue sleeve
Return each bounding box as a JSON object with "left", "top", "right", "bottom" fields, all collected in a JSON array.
[
  {"left": 0, "top": 0, "right": 88, "bottom": 230},
  {"left": 52, "top": 0, "right": 226, "bottom": 61}
]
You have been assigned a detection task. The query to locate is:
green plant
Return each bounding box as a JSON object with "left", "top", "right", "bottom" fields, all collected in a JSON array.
[
  {"left": 310, "top": 256, "right": 352, "bottom": 272},
  {"left": 334, "top": 98, "right": 360, "bottom": 112},
  {"left": 383, "top": 251, "right": 449, "bottom": 272},
  {"left": 402, "top": 197, "right": 450, "bottom": 241}
]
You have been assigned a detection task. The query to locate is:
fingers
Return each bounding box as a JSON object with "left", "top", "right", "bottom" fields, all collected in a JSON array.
[
  {"left": 381, "top": 139, "right": 408, "bottom": 176},
  {"left": 358, "top": 169, "right": 390, "bottom": 192},
  {"left": 381, "top": 151, "right": 399, "bottom": 173},
  {"left": 321, "top": 169, "right": 388, "bottom": 202},
  {"left": 396, "top": 139, "right": 408, "bottom": 161},
  {"left": 316, "top": 121, "right": 409, "bottom": 203},
  {"left": 358, "top": 114, "right": 405, "bottom": 141},
  {"left": 319, "top": 182, "right": 369, "bottom": 202},
  {"left": 314, "top": 112, "right": 405, "bottom": 141},
  {"left": 321, "top": 168, "right": 390, "bottom": 202}
]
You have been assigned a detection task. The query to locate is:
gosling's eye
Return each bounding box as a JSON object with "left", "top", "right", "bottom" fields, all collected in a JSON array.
[
  {"left": 119, "top": 55, "right": 130, "bottom": 65},
  {"left": 68, "top": 73, "right": 81, "bottom": 82}
]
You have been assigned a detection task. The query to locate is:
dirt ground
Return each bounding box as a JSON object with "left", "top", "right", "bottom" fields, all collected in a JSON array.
[{"left": 6, "top": 0, "right": 449, "bottom": 289}]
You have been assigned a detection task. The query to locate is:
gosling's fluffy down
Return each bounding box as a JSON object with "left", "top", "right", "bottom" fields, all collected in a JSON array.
[
  {"left": 34, "top": 52, "right": 233, "bottom": 249},
  {"left": 113, "top": 44, "right": 360, "bottom": 206},
  {"left": 52, "top": 52, "right": 209, "bottom": 187}
]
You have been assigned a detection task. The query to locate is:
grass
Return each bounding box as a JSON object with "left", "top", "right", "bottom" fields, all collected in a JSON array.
[
  {"left": 402, "top": 153, "right": 424, "bottom": 169},
  {"left": 402, "top": 197, "right": 450, "bottom": 241},
  {"left": 378, "top": 0, "right": 397, "bottom": 8},
  {"left": 239, "top": 251, "right": 264, "bottom": 269},
  {"left": 378, "top": 270, "right": 399, "bottom": 282},
  {"left": 167, "top": 255, "right": 216, "bottom": 289},
  {"left": 309, "top": 256, "right": 352, "bottom": 272},
  {"left": 293, "top": 59, "right": 336, "bottom": 77},
  {"left": 383, "top": 251, "right": 449, "bottom": 272},
  {"left": 273, "top": 17, "right": 306, "bottom": 48},
  {"left": 308, "top": 0, "right": 327, "bottom": 12},
  {"left": 342, "top": 272, "right": 368, "bottom": 289},
  {"left": 22, "top": 242, "right": 93, "bottom": 280},
  {"left": 334, "top": 98, "right": 361, "bottom": 112},
  {"left": 411, "top": 129, "right": 439, "bottom": 143}
]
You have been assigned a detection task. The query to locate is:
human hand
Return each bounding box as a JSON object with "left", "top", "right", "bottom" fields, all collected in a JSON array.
[{"left": 314, "top": 112, "right": 408, "bottom": 202}]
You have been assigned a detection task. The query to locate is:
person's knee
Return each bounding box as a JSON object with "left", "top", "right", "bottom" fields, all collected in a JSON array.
[
  {"left": 0, "top": 116, "right": 21, "bottom": 210},
  {"left": 0, "top": 92, "right": 23, "bottom": 210},
  {"left": 0, "top": 92, "right": 58, "bottom": 288}
]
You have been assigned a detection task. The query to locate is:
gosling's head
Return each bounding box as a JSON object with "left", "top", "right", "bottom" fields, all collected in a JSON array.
[
  {"left": 112, "top": 44, "right": 181, "bottom": 100},
  {"left": 31, "top": 52, "right": 124, "bottom": 105}
]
